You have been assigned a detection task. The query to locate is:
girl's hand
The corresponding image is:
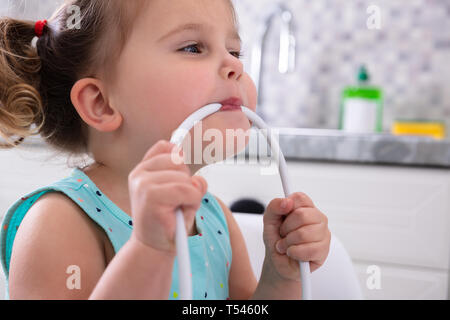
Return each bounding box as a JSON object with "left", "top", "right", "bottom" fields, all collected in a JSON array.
[
  {"left": 128, "top": 140, "right": 208, "bottom": 255},
  {"left": 263, "top": 192, "right": 331, "bottom": 282}
]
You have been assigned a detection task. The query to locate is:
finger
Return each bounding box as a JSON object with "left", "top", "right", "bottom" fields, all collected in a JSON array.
[
  {"left": 287, "top": 192, "right": 315, "bottom": 210},
  {"left": 143, "top": 170, "right": 192, "bottom": 185},
  {"left": 180, "top": 193, "right": 202, "bottom": 231},
  {"left": 266, "top": 197, "right": 294, "bottom": 217},
  {"left": 263, "top": 198, "right": 292, "bottom": 228},
  {"left": 137, "top": 153, "right": 191, "bottom": 176},
  {"left": 285, "top": 240, "right": 329, "bottom": 263},
  {"left": 151, "top": 182, "right": 204, "bottom": 209},
  {"left": 180, "top": 204, "right": 201, "bottom": 232},
  {"left": 276, "top": 224, "right": 327, "bottom": 254},
  {"left": 142, "top": 140, "right": 178, "bottom": 162},
  {"left": 279, "top": 208, "right": 323, "bottom": 238},
  {"left": 191, "top": 175, "right": 208, "bottom": 195}
]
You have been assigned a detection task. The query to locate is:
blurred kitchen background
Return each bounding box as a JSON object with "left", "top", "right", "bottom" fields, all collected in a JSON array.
[
  {"left": 2, "top": 0, "right": 450, "bottom": 133},
  {"left": 235, "top": 0, "right": 450, "bottom": 132},
  {"left": 1, "top": 0, "right": 450, "bottom": 300}
]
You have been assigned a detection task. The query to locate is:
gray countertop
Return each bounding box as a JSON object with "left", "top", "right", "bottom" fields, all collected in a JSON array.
[
  {"left": 17, "top": 128, "right": 450, "bottom": 168},
  {"left": 244, "top": 127, "right": 450, "bottom": 168}
]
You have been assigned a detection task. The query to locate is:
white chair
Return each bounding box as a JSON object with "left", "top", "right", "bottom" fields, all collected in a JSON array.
[{"left": 233, "top": 212, "right": 364, "bottom": 300}]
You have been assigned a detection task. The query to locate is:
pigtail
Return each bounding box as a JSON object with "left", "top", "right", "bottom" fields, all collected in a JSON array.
[
  {"left": 0, "top": 18, "right": 45, "bottom": 149},
  {"left": 0, "top": 1, "right": 150, "bottom": 157}
]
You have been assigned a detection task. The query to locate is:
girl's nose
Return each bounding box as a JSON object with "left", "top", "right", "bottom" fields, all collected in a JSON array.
[{"left": 220, "top": 55, "right": 243, "bottom": 81}]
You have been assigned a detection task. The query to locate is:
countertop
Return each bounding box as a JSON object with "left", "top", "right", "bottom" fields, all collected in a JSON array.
[
  {"left": 17, "top": 128, "right": 450, "bottom": 168},
  {"left": 243, "top": 127, "right": 450, "bottom": 168}
]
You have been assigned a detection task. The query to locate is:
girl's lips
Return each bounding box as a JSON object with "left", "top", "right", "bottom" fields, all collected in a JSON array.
[
  {"left": 220, "top": 97, "right": 243, "bottom": 106},
  {"left": 219, "top": 97, "right": 243, "bottom": 111},
  {"left": 220, "top": 105, "right": 242, "bottom": 111}
]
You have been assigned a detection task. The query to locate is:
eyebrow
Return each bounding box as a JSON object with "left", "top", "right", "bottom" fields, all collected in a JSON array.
[{"left": 158, "top": 23, "right": 242, "bottom": 44}]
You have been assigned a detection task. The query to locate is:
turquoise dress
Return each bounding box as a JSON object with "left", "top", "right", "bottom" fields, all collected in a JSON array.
[{"left": 0, "top": 168, "right": 232, "bottom": 300}]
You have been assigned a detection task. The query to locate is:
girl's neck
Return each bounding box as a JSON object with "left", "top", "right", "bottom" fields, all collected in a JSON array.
[{"left": 82, "top": 162, "right": 132, "bottom": 216}]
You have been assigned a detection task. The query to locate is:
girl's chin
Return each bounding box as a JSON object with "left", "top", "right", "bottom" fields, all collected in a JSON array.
[
  {"left": 182, "top": 134, "right": 250, "bottom": 165},
  {"left": 197, "top": 117, "right": 252, "bottom": 136}
]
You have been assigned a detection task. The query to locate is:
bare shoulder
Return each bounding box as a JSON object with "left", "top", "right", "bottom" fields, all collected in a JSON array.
[
  {"left": 19, "top": 191, "right": 107, "bottom": 251},
  {"left": 8, "top": 191, "right": 107, "bottom": 299}
]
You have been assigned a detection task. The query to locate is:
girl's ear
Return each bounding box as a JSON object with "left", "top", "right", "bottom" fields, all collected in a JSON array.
[{"left": 70, "top": 78, "right": 123, "bottom": 132}]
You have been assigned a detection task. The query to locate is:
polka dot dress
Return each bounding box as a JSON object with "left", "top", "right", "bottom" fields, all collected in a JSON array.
[
  {"left": 170, "top": 195, "right": 232, "bottom": 300},
  {"left": 0, "top": 167, "right": 232, "bottom": 300}
]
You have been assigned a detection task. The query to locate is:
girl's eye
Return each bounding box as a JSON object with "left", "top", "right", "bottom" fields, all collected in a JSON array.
[
  {"left": 179, "top": 44, "right": 243, "bottom": 59},
  {"left": 180, "top": 44, "right": 202, "bottom": 54},
  {"left": 230, "top": 51, "right": 244, "bottom": 59}
]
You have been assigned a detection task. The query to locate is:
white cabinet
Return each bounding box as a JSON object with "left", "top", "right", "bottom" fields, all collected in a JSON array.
[
  {"left": 198, "top": 159, "right": 450, "bottom": 300},
  {"left": 353, "top": 261, "right": 448, "bottom": 300},
  {"left": 0, "top": 147, "right": 75, "bottom": 217},
  {"left": 2, "top": 145, "right": 450, "bottom": 300}
]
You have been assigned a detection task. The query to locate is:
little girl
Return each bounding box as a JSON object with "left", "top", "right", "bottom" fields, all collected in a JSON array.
[{"left": 0, "top": 0, "right": 331, "bottom": 300}]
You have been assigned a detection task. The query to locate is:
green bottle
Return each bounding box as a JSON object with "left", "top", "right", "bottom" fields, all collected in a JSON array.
[{"left": 339, "top": 65, "right": 384, "bottom": 133}]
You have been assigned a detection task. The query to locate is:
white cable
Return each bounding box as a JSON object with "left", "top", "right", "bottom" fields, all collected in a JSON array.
[{"left": 170, "top": 103, "right": 312, "bottom": 300}]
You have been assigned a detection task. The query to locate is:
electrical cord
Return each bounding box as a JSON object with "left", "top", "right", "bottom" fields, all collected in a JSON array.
[{"left": 170, "top": 103, "right": 311, "bottom": 300}]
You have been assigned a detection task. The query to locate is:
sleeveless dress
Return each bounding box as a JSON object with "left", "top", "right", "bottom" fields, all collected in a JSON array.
[{"left": 0, "top": 167, "right": 232, "bottom": 300}]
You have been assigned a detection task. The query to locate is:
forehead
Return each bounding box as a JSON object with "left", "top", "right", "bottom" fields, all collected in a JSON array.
[{"left": 135, "top": 0, "right": 238, "bottom": 39}]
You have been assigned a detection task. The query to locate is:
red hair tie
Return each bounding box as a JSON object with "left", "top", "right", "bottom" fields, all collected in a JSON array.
[{"left": 35, "top": 20, "right": 47, "bottom": 38}]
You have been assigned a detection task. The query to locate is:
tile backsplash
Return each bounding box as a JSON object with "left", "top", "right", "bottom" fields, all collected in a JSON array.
[
  {"left": 2, "top": 0, "right": 450, "bottom": 134},
  {"left": 234, "top": 0, "right": 450, "bottom": 132}
]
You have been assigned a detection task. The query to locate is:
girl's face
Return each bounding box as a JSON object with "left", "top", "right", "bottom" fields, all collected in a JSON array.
[{"left": 109, "top": 0, "right": 257, "bottom": 168}]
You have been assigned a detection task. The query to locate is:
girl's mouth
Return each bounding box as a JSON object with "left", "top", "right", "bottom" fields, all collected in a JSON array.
[
  {"left": 219, "top": 97, "right": 243, "bottom": 112},
  {"left": 220, "top": 105, "right": 242, "bottom": 111}
]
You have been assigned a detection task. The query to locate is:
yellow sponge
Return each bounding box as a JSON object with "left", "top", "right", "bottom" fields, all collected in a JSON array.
[{"left": 392, "top": 120, "right": 446, "bottom": 139}]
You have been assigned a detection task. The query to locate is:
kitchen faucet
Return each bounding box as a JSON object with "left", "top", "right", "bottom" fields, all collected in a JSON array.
[{"left": 250, "top": 2, "right": 296, "bottom": 108}]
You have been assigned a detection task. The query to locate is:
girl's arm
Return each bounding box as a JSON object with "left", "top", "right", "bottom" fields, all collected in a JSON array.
[
  {"left": 89, "top": 235, "right": 175, "bottom": 300},
  {"left": 9, "top": 192, "right": 175, "bottom": 300},
  {"left": 213, "top": 195, "right": 258, "bottom": 299},
  {"left": 214, "top": 195, "right": 302, "bottom": 300},
  {"left": 250, "top": 257, "right": 302, "bottom": 300}
]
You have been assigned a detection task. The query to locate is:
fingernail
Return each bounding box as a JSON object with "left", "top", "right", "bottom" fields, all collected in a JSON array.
[
  {"left": 276, "top": 240, "right": 285, "bottom": 254},
  {"left": 280, "top": 199, "right": 287, "bottom": 210}
]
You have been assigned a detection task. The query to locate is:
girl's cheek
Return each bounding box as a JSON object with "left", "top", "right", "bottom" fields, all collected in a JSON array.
[
  {"left": 242, "top": 73, "right": 258, "bottom": 111},
  {"left": 167, "top": 67, "right": 212, "bottom": 98}
]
